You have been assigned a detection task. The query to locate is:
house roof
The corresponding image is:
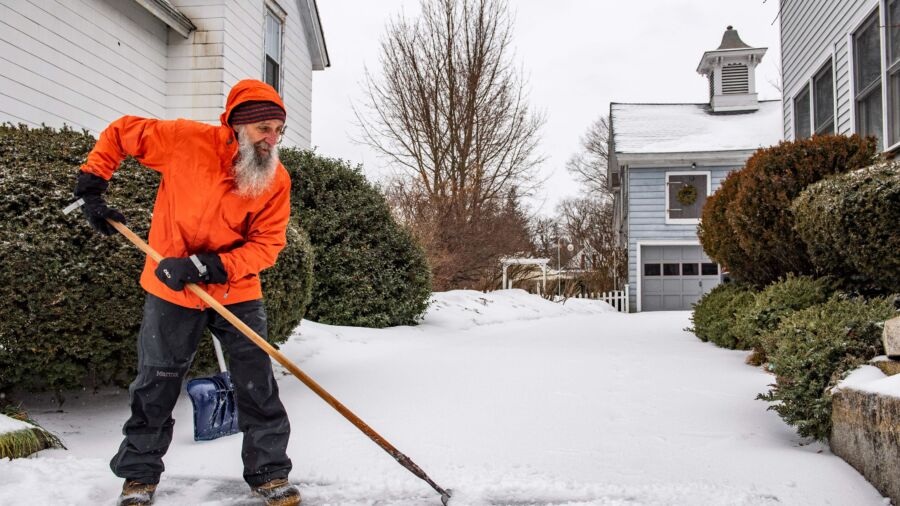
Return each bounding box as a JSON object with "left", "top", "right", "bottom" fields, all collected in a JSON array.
[
  {"left": 717, "top": 26, "right": 751, "bottom": 50},
  {"left": 610, "top": 100, "right": 782, "bottom": 155}
]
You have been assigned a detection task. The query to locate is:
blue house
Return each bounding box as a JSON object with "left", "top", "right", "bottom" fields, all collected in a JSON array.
[{"left": 608, "top": 27, "right": 782, "bottom": 311}]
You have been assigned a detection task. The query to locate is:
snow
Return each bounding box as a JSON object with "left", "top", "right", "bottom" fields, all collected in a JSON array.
[
  {"left": 0, "top": 413, "right": 32, "bottom": 435},
  {"left": 0, "top": 289, "right": 890, "bottom": 505},
  {"left": 610, "top": 101, "right": 782, "bottom": 154},
  {"left": 836, "top": 362, "right": 900, "bottom": 399}
]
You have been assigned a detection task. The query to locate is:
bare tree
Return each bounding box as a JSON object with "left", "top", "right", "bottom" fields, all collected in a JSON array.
[
  {"left": 358, "top": 0, "right": 544, "bottom": 289},
  {"left": 566, "top": 115, "right": 610, "bottom": 195},
  {"left": 556, "top": 196, "right": 627, "bottom": 291}
]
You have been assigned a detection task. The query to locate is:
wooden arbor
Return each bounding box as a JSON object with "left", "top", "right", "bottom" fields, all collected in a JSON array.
[{"left": 500, "top": 257, "right": 550, "bottom": 293}]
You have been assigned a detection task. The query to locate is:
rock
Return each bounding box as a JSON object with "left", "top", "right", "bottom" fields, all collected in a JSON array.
[
  {"left": 831, "top": 388, "right": 900, "bottom": 504},
  {"left": 885, "top": 316, "right": 900, "bottom": 359}
]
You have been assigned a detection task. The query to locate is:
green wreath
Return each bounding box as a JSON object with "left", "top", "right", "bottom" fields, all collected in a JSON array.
[{"left": 677, "top": 184, "right": 698, "bottom": 206}]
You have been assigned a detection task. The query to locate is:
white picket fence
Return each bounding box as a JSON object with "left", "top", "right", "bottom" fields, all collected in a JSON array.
[{"left": 573, "top": 285, "right": 630, "bottom": 313}]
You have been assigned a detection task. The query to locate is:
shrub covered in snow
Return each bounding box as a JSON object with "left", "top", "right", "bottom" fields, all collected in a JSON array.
[
  {"left": 733, "top": 274, "right": 836, "bottom": 364},
  {"left": 700, "top": 135, "right": 878, "bottom": 287},
  {"left": 792, "top": 159, "right": 900, "bottom": 294},
  {"left": 280, "top": 149, "right": 431, "bottom": 327},
  {"left": 689, "top": 282, "right": 757, "bottom": 349},
  {"left": 0, "top": 124, "right": 312, "bottom": 393},
  {"left": 758, "top": 294, "right": 897, "bottom": 441}
]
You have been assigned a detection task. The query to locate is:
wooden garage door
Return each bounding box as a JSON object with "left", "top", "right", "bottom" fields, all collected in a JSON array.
[{"left": 641, "top": 245, "right": 721, "bottom": 311}]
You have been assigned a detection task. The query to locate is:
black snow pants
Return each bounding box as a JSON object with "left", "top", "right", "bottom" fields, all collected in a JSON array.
[{"left": 110, "top": 293, "right": 292, "bottom": 487}]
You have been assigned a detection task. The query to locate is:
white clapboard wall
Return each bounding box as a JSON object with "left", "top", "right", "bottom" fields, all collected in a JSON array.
[{"left": 0, "top": 0, "right": 316, "bottom": 149}]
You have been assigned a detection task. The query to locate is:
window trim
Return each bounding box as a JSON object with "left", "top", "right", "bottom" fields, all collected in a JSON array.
[
  {"left": 664, "top": 170, "right": 711, "bottom": 225},
  {"left": 262, "top": 2, "right": 286, "bottom": 94}
]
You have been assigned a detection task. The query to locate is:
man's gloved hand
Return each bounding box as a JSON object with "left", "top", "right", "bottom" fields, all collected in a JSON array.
[
  {"left": 74, "top": 171, "right": 126, "bottom": 236},
  {"left": 155, "top": 253, "right": 228, "bottom": 291}
]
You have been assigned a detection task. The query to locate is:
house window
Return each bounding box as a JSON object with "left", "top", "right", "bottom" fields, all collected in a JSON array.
[
  {"left": 701, "top": 263, "right": 719, "bottom": 276},
  {"left": 794, "top": 87, "right": 811, "bottom": 139},
  {"left": 888, "top": 0, "right": 900, "bottom": 146},
  {"left": 644, "top": 264, "right": 661, "bottom": 276},
  {"left": 682, "top": 263, "right": 699, "bottom": 276},
  {"left": 854, "top": 10, "right": 883, "bottom": 148},
  {"left": 666, "top": 172, "right": 709, "bottom": 223},
  {"left": 813, "top": 61, "right": 834, "bottom": 135},
  {"left": 663, "top": 264, "right": 680, "bottom": 276},
  {"left": 264, "top": 8, "right": 283, "bottom": 92}
]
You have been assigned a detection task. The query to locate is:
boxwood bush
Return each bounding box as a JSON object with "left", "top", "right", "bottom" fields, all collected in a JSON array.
[
  {"left": 280, "top": 149, "right": 431, "bottom": 327},
  {"left": 733, "top": 274, "right": 835, "bottom": 364},
  {"left": 689, "top": 282, "right": 757, "bottom": 349},
  {"left": 792, "top": 159, "right": 900, "bottom": 293},
  {"left": 757, "top": 294, "right": 897, "bottom": 441},
  {"left": 700, "top": 135, "right": 877, "bottom": 287},
  {"left": 0, "top": 124, "right": 312, "bottom": 394}
]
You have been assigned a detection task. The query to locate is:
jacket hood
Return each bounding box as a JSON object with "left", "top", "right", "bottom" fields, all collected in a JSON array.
[{"left": 220, "top": 80, "right": 287, "bottom": 127}]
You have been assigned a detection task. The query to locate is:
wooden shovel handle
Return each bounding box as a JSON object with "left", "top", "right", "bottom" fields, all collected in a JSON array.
[{"left": 108, "top": 220, "right": 450, "bottom": 500}]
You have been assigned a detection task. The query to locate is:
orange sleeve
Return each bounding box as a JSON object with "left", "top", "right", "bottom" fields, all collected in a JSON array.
[
  {"left": 80, "top": 116, "right": 180, "bottom": 179},
  {"left": 218, "top": 175, "right": 292, "bottom": 280}
]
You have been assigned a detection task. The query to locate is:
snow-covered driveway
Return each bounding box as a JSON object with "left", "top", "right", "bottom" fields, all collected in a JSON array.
[{"left": 0, "top": 290, "right": 887, "bottom": 505}]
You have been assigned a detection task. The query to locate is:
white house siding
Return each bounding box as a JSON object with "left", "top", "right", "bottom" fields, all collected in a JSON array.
[
  {"left": 626, "top": 165, "right": 737, "bottom": 310},
  {"left": 221, "top": 0, "right": 314, "bottom": 148},
  {"left": 167, "top": 0, "right": 227, "bottom": 124},
  {"left": 0, "top": 0, "right": 169, "bottom": 134},
  {"left": 780, "top": 0, "right": 878, "bottom": 139}
]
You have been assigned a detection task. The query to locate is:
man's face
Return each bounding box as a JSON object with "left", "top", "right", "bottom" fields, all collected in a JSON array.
[{"left": 240, "top": 119, "right": 286, "bottom": 159}]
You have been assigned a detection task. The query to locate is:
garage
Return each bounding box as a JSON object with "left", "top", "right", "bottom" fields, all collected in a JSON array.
[{"left": 640, "top": 245, "right": 721, "bottom": 311}]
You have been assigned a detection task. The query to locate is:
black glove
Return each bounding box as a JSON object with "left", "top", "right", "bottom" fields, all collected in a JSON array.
[
  {"left": 74, "top": 171, "right": 126, "bottom": 236},
  {"left": 155, "top": 253, "right": 228, "bottom": 291}
]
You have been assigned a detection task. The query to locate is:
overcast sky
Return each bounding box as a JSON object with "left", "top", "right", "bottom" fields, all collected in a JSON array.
[{"left": 310, "top": 0, "right": 783, "bottom": 217}]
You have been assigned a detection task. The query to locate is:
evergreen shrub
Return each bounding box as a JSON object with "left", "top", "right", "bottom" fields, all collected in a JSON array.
[
  {"left": 758, "top": 294, "right": 897, "bottom": 441},
  {"left": 792, "top": 159, "right": 900, "bottom": 293},
  {"left": 733, "top": 274, "right": 835, "bottom": 363},
  {"left": 280, "top": 149, "right": 431, "bottom": 327},
  {"left": 0, "top": 124, "right": 312, "bottom": 393},
  {"left": 700, "top": 135, "right": 878, "bottom": 286},
  {"left": 689, "top": 282, "right": 757, "bottom": 349}
]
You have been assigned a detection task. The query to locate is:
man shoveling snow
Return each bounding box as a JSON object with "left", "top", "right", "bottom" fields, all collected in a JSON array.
[{"left": 74, "top": 79, "right": 299, "bottom": 506}]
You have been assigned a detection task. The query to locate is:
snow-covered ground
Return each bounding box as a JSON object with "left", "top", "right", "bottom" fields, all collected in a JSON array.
[{"left": 0, "top": 290, "right": 890, "bottom": 505}]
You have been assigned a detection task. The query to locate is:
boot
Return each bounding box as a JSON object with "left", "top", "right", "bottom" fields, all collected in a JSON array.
[
  {"left": 251, "top": 478, "right": 301, "bottom": 506},
  {"left": 117, "top": 480, "right": 158, "bottom": 506}
]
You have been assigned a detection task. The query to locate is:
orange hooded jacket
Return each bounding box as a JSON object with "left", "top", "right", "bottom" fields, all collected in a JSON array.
[{"left": 80, "top": 80, "right": 292, "bottom": 310}]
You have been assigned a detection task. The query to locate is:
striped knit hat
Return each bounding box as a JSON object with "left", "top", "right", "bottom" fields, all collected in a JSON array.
[{"left": 229, "top": 100, "right": 286, "bottom": 126}]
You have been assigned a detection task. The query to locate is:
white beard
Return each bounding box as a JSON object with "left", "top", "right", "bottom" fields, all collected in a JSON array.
[{"left": 233, "top": 125, "right": 278, "bottom": 198}]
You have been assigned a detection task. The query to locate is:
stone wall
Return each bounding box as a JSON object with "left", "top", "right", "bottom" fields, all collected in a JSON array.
[{"left": 831, "top": 387, "right": 900, "bottom": 503}]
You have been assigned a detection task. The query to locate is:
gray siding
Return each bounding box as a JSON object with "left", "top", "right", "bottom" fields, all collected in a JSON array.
[
  {"left": 781, "top": 0, "right": 879, "bottom": 139},
  {"left": 626, "top": 165, "right": 738, "bottom": 309}
]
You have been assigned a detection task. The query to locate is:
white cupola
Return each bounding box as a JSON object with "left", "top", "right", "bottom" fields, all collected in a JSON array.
[{"left": 696, "top": 26, "right": 767, "bottom": 113}]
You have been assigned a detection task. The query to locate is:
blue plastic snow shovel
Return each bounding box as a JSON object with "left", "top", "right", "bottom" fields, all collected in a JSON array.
[{"left": 186, "top": 333, "right": 240, "bottom": 441}]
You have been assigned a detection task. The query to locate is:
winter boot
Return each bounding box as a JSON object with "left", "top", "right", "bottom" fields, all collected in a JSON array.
[
  {"left": 117, "top": 480, "right": 158, "bottom": 506},
  {"left": 251, "top": 478, "right": 301, "bottom": 506}
]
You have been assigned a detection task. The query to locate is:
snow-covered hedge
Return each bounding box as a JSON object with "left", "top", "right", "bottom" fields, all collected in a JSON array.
[
  {"left": 0, "top": 124, "right": 312, "bottom": 393},
  {"left": 280, "top": 149, "right": 431, "bottom": 327},
  {"left": 733, "top": 274, "right": 835, "bottom": 365},
  {"left": 758, "top": 295, "right": 897, "bottom": 441},
  {"left": 699, "top": 135, "right": 878, "bottom": 287},
  {"left": 792, "top": 159, "right": 900, "bottom": 294},
  {"left": 689, "top": 282, "right": 756, "bottom": 349}
]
